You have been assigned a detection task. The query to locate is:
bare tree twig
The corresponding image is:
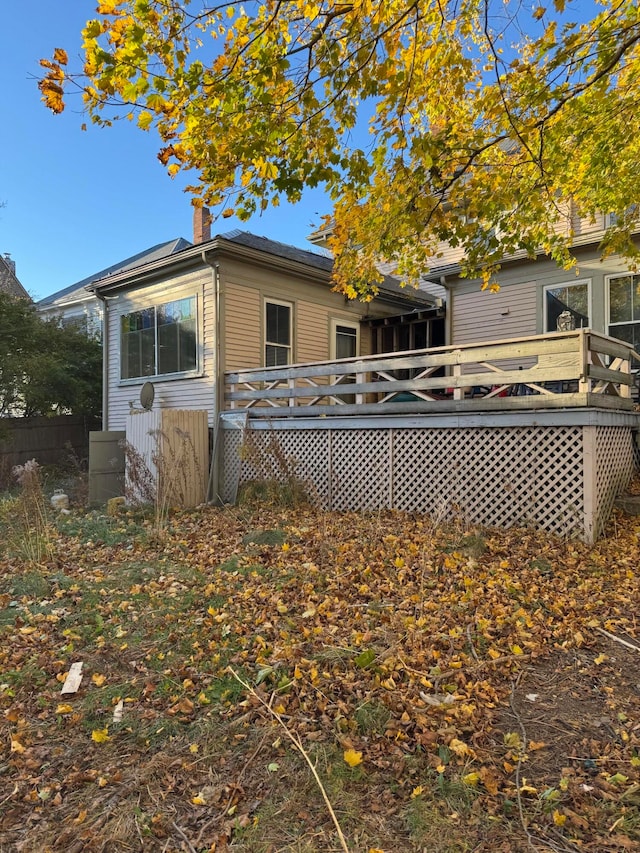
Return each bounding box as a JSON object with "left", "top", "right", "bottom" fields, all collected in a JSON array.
[{"left": 228, "top": 667, "right": 350, "bottom": 853}]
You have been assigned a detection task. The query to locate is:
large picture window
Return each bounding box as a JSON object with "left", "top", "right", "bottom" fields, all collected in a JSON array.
[
  {"left": 265, "top": 300, "right": 292, "bottom": 367},
  {"left": 608, "top": 273, "right": 640, "bottom": 350},
  {"left": 121, "top": 296, "right": 197, "bottom": 380},
  {"left": 544, "top": 282, "right": 590, "bottom": 331}
]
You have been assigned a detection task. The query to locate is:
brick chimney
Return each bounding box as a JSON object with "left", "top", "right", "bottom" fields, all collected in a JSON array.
[{"left": 193, "top": 206, "right": 211, "bottom": 244}]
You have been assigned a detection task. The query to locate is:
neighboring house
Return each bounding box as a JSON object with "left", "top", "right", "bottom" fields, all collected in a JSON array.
[
  {"left": 37, "top": 237, "right": 192, "bottom": 337},
  {"left": 90, "top": 210, "right": 436, "bottom": 431},
  {"left": 432, "top": 218, "right": 640, "bottom": 354},
  {"left": 310, "top": 208, "right": 640, "bottom": 353},
  {"left": 0, "top": 253, "right": 30, "bottom": 300}
]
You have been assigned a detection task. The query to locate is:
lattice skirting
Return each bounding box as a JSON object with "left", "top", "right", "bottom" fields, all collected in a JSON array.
[{"left": 220, "top": 415, "right": 638, "bottom": 542}]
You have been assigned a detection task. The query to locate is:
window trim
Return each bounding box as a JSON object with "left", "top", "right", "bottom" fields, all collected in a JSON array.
[
  {"left": 264, "top": 298, "right": 293, "bottom": 367},
  {"left": 542, "top": 279, "right": 592, "bottom": 333},
  {"left": 606, "top": 271, "right": 640, "bottom": 345},
  {"left": 330, "top": 318, "right": 360, "bottom": 361},
  {"left": 119, "top": 293, "right": 201, "bottom": 384}
]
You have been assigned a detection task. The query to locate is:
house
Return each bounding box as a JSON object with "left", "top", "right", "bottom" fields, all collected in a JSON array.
[
  {"left": 310, "top": 208, "right": 640, "bottom": 355},
  {"left": 36, "top": 237, "right": 192, "bottom": 336},
  {"left": 89, "top": 209, "right": 436, "bottom": 431},
  {"left": 0, "top": 254, "right": 30, "bottom": 300},
  {"left": 426, "top": 213, "right": 640, "bottom": 357}
]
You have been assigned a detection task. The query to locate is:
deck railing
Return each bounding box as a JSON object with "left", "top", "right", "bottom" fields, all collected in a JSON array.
[{"left": 224, "top": 329, "right": 639, "bottom": 416}]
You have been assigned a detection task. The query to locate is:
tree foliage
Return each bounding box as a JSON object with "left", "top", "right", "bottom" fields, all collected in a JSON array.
[
  {"left": 41, "top": 1, "right": 640, "bottom": 297},
  {"left": 0, "top": 293, "right": 102, "bottom": 419}
]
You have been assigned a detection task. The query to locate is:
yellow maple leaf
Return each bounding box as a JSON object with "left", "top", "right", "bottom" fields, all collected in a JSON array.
[
  {"left": 594, "top": 653, "right": 607, "bottom": 665},
  {"left": 192, "top": 794, "right": 207, "bottom": 805},
  {"left": 411, "top": 785, "right": 424, "bottom": 798},
  {"left": 449, "top": 738, "right": 475, "bottom": 758},
  {"left": 511, "top": 644, "right": 524, "bottom": 656},
  {"left": 553, "top": 809, "right": 567, "bottom": 826},
  {"left": 10, "top": 737, "right": 25, "bottom": 754},
  {"left": 462, "top": 771, "right": 480, "bottom": 786},
  {"left": 91, "top": 728, "right": 110, "bottom": 743},
  {"left": 91, "top": 673, "right": 106, "bottom": 687},
  {"left": 343, "top": 748, "right": 363, "bottom": 767},
  {"left": 56, "top": 703, "right": 74, "bottom": 715}
]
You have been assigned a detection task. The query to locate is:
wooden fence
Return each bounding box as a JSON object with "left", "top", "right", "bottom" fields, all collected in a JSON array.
[{"left": 0, "top": 415, "right": 100, "bottom": 481}]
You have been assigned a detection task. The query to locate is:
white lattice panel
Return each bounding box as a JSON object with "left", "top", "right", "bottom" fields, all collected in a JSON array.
[
  {"left": 392, "top": 426, "right": 584, "bottom": 536},
  {"left": 329, "top": 430, "right": 391, "bottom": 510},
  {"left": 229, "top": 429, "right": 330, "bottom": 506},
  {"left": 594, "top": 426, "right": 635, "bottom": 537},
  {"left": 223, "top": 415, "right": 638, "bottom": 540},
  {"left": 221, "top": 429, "right": 244, "bottom": 503}
]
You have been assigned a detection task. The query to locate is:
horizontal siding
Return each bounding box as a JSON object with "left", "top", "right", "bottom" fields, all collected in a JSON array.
[
  {"left": 453, "top": 281, "right": 537, "bottom": 345},
  {"left": 106, "top": 269, "right": 215, "bottom": 430},
  {"left": 297, "top": 302, "right": 328, "bottom": 363},
  {"left": 223, "top": 282, "right": 261, "bottom": 371}
]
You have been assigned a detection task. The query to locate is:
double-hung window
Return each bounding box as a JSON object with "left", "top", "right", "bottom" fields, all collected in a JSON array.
[
  {"left": 265, "top": 300, "right": 292, "bottom": 367},
  {"left": 608, "top": 273, "right": 640, "bottom": 350},
  {"left": 121, "top": 296, "right": 197, "bottom": 380},
  {"left": 543, "top": 281, "right": 590, "bottom": 332}
]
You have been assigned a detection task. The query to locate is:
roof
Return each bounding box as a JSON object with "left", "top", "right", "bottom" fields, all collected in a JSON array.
[
  {"left": 37, "top": 237, "right": 192, "bottom": 308},
  {"left": 91, "top": 229, "right": 435, "bottom": 309},
  {"left": 0, "top": 254, "right": 30, "bottom": 300}
]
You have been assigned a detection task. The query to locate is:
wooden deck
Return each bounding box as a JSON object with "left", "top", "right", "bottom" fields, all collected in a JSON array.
[{"left": 225, "top": 329, "right": 638, "bottom": 417}]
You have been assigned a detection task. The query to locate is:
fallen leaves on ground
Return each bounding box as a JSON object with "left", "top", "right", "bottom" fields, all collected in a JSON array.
[{"left": 0, "top": 500, "right": 639, "bottom": 851}]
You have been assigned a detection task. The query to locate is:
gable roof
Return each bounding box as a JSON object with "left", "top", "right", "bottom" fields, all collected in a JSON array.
[
  {"left": 0, "top": 254, "right": 30, "bottom": 300},
  {"left": 90, "top": 229, "right": 435, "bottom": 310},
  {"left": 37, "top": 237, "right": 192, "bottom": 309}
]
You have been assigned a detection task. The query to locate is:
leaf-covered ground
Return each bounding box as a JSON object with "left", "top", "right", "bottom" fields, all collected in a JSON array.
[{"left": 1, "top": 498, "right": 639, "bottom": 852}]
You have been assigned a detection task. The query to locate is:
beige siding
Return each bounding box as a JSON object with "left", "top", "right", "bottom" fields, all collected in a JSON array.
[
  {"left": 220, "top": 257, "right": 392, "bottom": 371},
  {"left": 297, "top": 301, "right": 329, "bottom": 363},
  {"left": 223, "top": 282, "right": 261, "bottom": 371}
]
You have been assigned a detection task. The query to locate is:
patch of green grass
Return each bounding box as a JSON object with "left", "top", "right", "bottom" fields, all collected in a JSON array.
[
  {"left": 242, "top": 528, "right": 288, "bottom": 547},
  {"left": 354, "top": 699, "right": 391, "bottom": 736},
  {"left": 458, "top": 533, "right": 487, "bottom": 558},
  {"left": 403, "top": 771, "right": 480, "bottom": 851},
  {"left": 2, "top": 570, "right": 51, "bottom": 600},
  {"left": 56, "top": 511, "right": 148, "bottom": 547}
]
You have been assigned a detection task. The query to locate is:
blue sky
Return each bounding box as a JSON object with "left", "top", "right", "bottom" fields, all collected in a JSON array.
[{"left": 1, "top": 3, "right": 330, "bottom": 301}]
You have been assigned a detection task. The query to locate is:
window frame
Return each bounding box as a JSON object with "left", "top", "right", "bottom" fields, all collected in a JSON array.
[
  {"left": 330, "top": 318, "right": 360, "bottom": 361},
  {"left": 119, "top": 293, "right": 200, "bottom": 383},
  {"left": 606, "top": 271, "right": 640, "bottom": 352},
  {"left": 542, "top": 279, "right": 592, "bottom": 333},
  {"left": 264, "top": 298, "right": 293, "bottom": 367}
]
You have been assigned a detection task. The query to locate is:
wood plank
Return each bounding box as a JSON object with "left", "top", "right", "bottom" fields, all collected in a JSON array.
[
  {"left": 587, "top": 365, "right": 633, "bottom": 385},
  {"left": 226, "top": 365, "right": 584, "bottom": 402},
  {"left": 240, "top": 393, "right": 604, "bottom": 418}
]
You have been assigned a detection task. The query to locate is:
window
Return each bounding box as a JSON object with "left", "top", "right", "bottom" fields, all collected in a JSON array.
[
  {"left": 608, "top": 273, "right": 640, "bottom": 350},
  {"left": 330, "top": 320, "right": 359, "bottom": 403},
  {"left": 544, "top": 282, "right": 590, "bottom": 332},
  {"left": 265, "top": 300, "right": 292, "bottom": 366},
  {"left": 332, "top": 321, "right": 358, "bottom": 360},
  {"left": 120, "top": 296, "right": 197, "bottom": 380}
]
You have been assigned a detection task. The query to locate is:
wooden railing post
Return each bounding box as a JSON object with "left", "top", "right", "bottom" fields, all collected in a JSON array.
[
  {"left": 578, "top": 329, "right": 590, "bottom": 393},
  {"left": 355, "top": 372, "right": 365, "bottom": 405},
  {"left": 452, "top": 362, "right": 464, "bottom": 401}
]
